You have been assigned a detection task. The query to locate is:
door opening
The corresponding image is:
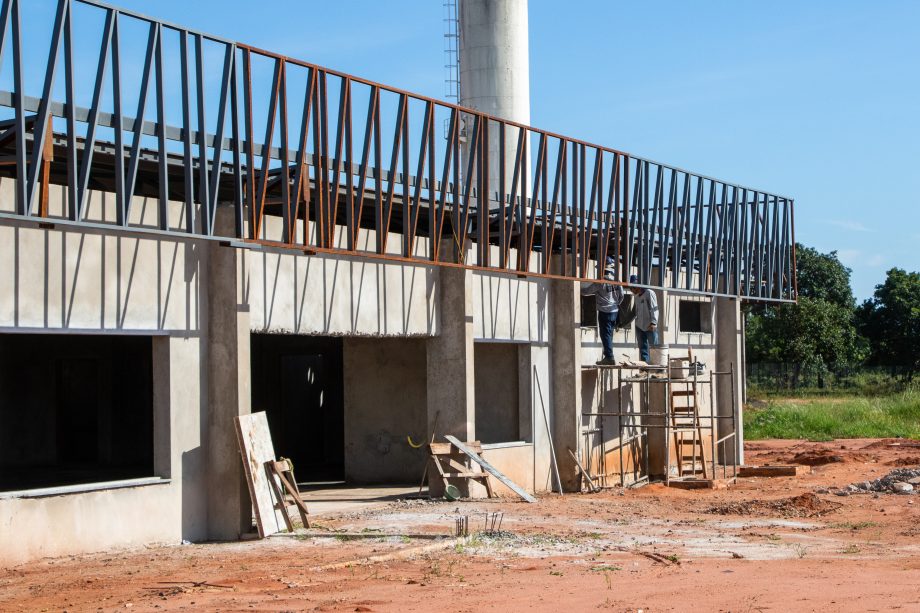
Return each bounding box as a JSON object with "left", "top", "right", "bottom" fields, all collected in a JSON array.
[{"left": 250, "top": 334, "right": 344, "bottom": 482}]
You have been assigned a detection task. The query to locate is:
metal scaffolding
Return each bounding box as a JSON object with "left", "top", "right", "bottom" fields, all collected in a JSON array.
[
  {"left": 0, "top": 0, "right": 796, "bottom": 302},
  {"left": 581, "top": 363, "right": 740, "bottom": 488}
]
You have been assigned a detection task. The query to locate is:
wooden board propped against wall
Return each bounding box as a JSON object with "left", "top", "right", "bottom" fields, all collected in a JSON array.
[{"left": 234, "top": 412, "right": 288, "bottom": 538}]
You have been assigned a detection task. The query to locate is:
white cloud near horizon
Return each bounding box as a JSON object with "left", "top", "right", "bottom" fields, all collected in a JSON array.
[{"left": 827, "top": 219, "right": 874, "bottom": 232}]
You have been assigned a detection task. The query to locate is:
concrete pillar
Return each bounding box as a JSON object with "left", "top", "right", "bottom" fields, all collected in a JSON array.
[
  {"left": 549, "top": 279, "right": 581, "bottom": 492},
  {"left": 715, "top": 297, "right": 744, "bottom": 466},
  {"left": 426, "top": 267, "right": 475, "bottom": 441},
  {"left": 206, "top": 229, "right": 252, "bottom": 539},
  {"left": 426, "top": 267, "right": 475, "bottom": 495}
]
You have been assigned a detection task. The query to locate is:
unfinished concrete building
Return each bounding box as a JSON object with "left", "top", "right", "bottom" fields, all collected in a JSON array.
[{"left": 0, "top": 0, "right": 795, "bottom": 564}]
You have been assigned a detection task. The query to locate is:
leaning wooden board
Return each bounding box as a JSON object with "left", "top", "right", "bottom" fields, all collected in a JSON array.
[
  {"left": 444, "top": 435, "right": 537, "bottom": 503},
  {"left": 234, "top": 412, "right": 287, "bottom": 538}
]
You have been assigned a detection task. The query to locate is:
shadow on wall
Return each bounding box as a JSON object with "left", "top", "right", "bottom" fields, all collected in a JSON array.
[{"left": 0, "top": 223, "right": 203, "bottom": 334}]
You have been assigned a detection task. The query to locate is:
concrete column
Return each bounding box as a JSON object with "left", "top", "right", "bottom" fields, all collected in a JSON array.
[
  {"left": 549, "top": 279, "right": 581, "bottom": 492},
  {"left": 426, "top": 267, "right": 475, "bottom": 496},
  {"left": 206, "top": 230, "right": 252, "bottom": 539},
  {"left": 427, "top": 267, "right": 475, "bottom": 440},
  {"left": 715, "top": 297, "right": 744, "bottom": 466}
]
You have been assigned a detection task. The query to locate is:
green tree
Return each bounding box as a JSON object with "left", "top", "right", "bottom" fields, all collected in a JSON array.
[
  {"left": 746, "top": 244, "right": 866, "bottom": 385},
  {"left": 791, "top": 245, "right": 856, "bottom": 308},
  {"left": 857, "top": 268, "right": 920, "bottom": 374}
]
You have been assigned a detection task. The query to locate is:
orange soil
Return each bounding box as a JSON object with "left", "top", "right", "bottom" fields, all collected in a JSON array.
[{"left": 1, "top": 438, "right": 919, "bottom": 612}]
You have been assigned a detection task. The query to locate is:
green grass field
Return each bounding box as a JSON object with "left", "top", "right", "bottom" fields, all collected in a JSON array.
[{"left": 744, "top": 386, "right": 920, "bottom": 441}]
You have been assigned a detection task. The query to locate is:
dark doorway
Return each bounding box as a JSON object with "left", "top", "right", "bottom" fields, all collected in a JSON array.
[
  {"left": 250, "top": 334, "right": 344, "bottom": 482},
  {"left": 0, "top": 333, "right": 154, "bottom": 492}
]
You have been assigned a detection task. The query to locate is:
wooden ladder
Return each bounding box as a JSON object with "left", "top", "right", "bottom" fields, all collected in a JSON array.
[
  {"left": 428, "top": 441, "right": 495, "bottom": 498},
  {"left": 670, "top": 350, "right": 707, "bottom": 479}
]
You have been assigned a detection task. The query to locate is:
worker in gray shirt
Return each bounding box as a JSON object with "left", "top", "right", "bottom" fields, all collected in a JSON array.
[
  {"left": 628, "top": 274, "right": 659, "bottom": 363},
  {"left": 581, "top": 257, "right": 624, "bottom": 366}
]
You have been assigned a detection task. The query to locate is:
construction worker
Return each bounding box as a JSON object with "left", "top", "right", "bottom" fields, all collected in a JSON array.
[
  {"left": 629, "top": 274, "right": 659, "bottom": 363},
  {"left": 581, "top": 257, "right": 624, "bottom": 366}
]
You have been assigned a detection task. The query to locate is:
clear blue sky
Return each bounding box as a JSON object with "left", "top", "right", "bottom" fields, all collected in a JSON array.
[{"left": 86, "top": 1, "right": 920, "bottom": 299}]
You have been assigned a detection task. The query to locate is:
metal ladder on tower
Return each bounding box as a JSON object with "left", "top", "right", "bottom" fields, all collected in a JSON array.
[{"left": 669, "top": 349, "right": 707, "bottom": 479}]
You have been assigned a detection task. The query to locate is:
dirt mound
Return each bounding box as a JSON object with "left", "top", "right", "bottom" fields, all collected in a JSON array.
[
  {"left": 706, "top": 493, "right": 843, "bottom": 518},
  {"left": 861, "top": 439, "right": 920, "bottom": 450},
  {"left": 790, "top": 449, "right": 875, "bottom": 465},
  {"left": 887, "top": 456, "right": 920, "bottom": 467},
  {"left": 790, "top": 450, "right": 845, "bottom": 465}
]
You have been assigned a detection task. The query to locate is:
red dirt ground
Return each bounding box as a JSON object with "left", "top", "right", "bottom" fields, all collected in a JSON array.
[{"left": 1, "top": 438, "right": 919, "bottom": 612}]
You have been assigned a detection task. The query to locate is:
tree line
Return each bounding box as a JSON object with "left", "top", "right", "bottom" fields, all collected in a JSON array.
[{"left": 745, "top": 244, "right": 920, "bottom": 384}]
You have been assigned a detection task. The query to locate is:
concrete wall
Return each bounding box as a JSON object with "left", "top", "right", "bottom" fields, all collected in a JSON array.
[
  {"left": 343, "top": 338, "right": 427, "bottom": 483},
  {"left": 249, "top": 217, "right": 437, "bottom": 337},
  {"left": 0, "top": 334, "right": 209, "bottom": 566},
  {"left": 0, "top": 481, "right": 177, "bottom": 565},
  {"left": 0, "top": 182, "right": 249, "bottom": 564},
  {"left": 472, "top": 272, "right": 548, "bottom": 342}
]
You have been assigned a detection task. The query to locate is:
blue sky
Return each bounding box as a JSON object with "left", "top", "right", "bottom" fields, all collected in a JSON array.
[{"left": 63, "top": 1, "right": 920, "bottom": 299}]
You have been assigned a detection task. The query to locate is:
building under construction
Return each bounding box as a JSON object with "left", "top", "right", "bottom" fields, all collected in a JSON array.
[{"left": 0, "top": 0, "right": 795, "bottom": 564}]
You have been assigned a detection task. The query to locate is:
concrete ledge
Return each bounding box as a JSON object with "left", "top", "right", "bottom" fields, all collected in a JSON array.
[
  {"left": 481, "top": 441, "right": 531, "bottom": 450},
  {"left": 0, "top": 477, "right": 171, "bottom": 500}
]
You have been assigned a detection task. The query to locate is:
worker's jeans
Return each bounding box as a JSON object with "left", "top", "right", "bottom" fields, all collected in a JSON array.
[
  {"left": 636, "top": 327, "right": 657, "bottom": 363},
  {"left": 597, "top": 310, "right": 617, "bottom": 359}
]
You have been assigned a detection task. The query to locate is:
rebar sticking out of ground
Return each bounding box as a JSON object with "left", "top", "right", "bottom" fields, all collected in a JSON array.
[
  {"left": 484, "top": 512, "right": 503, "bottom": 535},
  {"left": 455, "top": 515, "right": 469, "bottom": 537}
]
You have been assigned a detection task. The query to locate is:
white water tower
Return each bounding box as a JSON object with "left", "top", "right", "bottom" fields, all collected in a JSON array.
[{"left": 456, "top": 0, "right": 531, "bottom": 205}]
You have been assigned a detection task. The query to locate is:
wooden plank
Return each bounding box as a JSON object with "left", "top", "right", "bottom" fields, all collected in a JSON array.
[
  {"left": 429, "top": 441, "right": 483, "bottom": 455},
  {"left": 739, "top": 465, "right": 809, "bottom": 478},
  {"left": 234, "top": 412, "right": 287, "bottom": 538},
  {"left": 444, "top": 435, "right": 537, "bottom": 503}
]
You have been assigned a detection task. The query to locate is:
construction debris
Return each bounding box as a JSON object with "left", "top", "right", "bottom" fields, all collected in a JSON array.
[
  {"left": 706, "top": 492, "right": 842, "bottom": 518},
  {"left": 835, "top": 468, "right": 920, "bottom": 496}
]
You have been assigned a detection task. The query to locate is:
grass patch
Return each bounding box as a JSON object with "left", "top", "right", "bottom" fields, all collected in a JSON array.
[
  {"left": 744, "top": 388, "right": 920, "bottom": 440},
  {"left": 830, "top": 521, "right": 878, "bottom": 531},
  {"left": 841, "top": 544, "right": 861, "bottom": 554}
]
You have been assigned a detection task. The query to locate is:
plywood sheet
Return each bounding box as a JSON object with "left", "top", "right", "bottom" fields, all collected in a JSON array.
[{"left": 234, "top": 412, "right": 286, "bottom": 538}]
